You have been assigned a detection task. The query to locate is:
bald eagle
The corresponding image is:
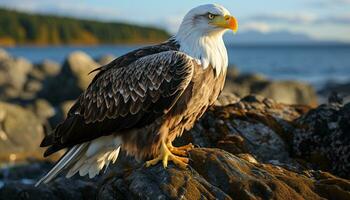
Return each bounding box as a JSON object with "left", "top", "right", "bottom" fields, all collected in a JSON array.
[{"left": 36, "top": 4, "right": 238, "bottom": 186}]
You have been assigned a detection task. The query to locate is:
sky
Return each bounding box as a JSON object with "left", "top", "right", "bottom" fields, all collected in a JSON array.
[{"left": 0, "top": 0, "right": 349, "bottom": 42}]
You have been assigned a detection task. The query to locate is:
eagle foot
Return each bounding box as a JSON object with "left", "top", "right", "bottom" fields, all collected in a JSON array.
[
  {"left": 145, "top": 141, "right": 189, "bottom": 169},
  {"left": 167, "top": 143, "right": 194, "bottom": 156}
]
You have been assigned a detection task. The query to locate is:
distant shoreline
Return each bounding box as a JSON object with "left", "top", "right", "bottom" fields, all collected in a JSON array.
[
  {"left": 0, "top": 39, "right": 166, "bottom": 47},
  {"left": 2, "top": 42, "right": 350, "bottom": 48},
  {"left": 0, "top": 8, "right": 170, "bottom": 47}
]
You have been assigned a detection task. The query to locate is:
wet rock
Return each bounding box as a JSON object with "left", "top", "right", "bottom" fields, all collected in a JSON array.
[
  {"left": 0, "top": 102, "right": 45, "bottom": 163},
  {"left": 293, "top": 102, "right": 350, "bottom": 178},
  {"left": 39, "top": 51, "right": 99, "bottom": 105}
]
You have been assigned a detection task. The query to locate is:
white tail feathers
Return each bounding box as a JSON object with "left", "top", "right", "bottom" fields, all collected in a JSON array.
[{"left": 35, "top": 136, "right": 122, "bottom": 187}]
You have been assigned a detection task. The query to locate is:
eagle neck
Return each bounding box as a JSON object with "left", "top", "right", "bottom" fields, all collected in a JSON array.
[{"left": 174, "top": 30, "right": 228, "bottom": 77}]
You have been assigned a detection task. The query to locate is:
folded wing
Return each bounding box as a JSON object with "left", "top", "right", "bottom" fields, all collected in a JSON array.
[{"left": 41, "top": 50, "right": 195, "bottom": 156}]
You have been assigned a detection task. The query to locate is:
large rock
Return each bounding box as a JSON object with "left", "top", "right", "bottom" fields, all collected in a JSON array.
[
  {"left": 0, "top": 95, "right": 349, "bottom": 200},
  {"left": 0, "top": 48, "right": 10, "bottom": 60},
  {"left": 39, "top": 51, "right": 99, "bottom": 105},
  {"left": 1, "top": 149, "right": 349, "bottom": 200},
  {"left": 97, "top": 54, "right": 116, "bottom": 66},
  {"left": 177, "top": 94, "right": 309, "bottom": 170},
  {"left": 0, "top": 56, "right": 33, "bottom": 100},
  {"left": 224, "top": 70, "right": 318, "bottom": 106},
  {"left": 27, "top": 99, "right": 56, "bottom": 132},
  {"left": 251, "top": 80, "right": 318, "bottom": 106},
  {"left": 293, "top": 102, "right": 350, "bottom": 178},
  {"left": 0, "top": 102, "right": 45, "bottom": 162},
  {"left": 48, "top": 100, "right": 76, "bottom": 128},
  {"left": 214, "top": 92, "right": 240, "bottom": 106},
  {"left": 61, "top": 51, "right": 99, "bottom": 90},
  {"left": 0, "top": 50, "right": 54, "bottom": 101},
  {"left": 28, "top": 60, "right": 60, "bottom": 87},
  {"left": 224, "top": 72, "right": 267, "bottom": 97},
  {"left": 318, "top": 82, "right": 350, "bottom": 104},
  {"left": 37, "top": 59, "right": 61, "bottom": 77}
]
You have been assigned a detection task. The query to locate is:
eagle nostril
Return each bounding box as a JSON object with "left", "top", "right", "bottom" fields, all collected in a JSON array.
[{"left": 224, "top": 16, "right": 230, "bottom": 20}]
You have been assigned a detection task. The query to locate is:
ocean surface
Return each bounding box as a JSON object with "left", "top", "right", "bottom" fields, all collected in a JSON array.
[{"left": 4, "top": 44, "right": 350, "bottom": 88}]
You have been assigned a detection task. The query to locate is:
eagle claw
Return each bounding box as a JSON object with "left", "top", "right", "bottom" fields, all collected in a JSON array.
[
  {"left": 167, "top": 143, "right": 194, "bottom": 156},
  {"left": 145, "top": 141, "right": 189, "bottom": 169}
]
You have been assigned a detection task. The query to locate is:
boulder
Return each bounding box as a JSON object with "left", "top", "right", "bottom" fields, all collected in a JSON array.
[
  {"left": 27, "top": 99, "right": 56, "bottom": 123},
  {"left": 224, "top": 73, "right": 267, "bottom": 97},
  {"left": 0, "top": 57, "right": 33, "bottom": 100},
  {"left": 318, "top": 82, "right": 350, "bottom": 104},
  {"left": 0, "top": 102, "right": 45, "bottom": 163},
  {"left": 37, "top": 59, "right": 61, "bottom": 77},
  {"left": 28, "top": 60, "right": 60, "bottom": 82},
  {"left": 224, "top": 72, "right": 318, "bottom": 106},
  {"left": 61, "top": 51, "right": 100, "bottom": 90},
  {"left": 28, "top": 67, "right": 46, "bottom": 81},
  {"left": 251, "top": 80, "right": 318, "bottom": 106},
  {"left": 48, "top": 100, "right": 76, "bottom": 128},
  {"left": 226, "top": 65, "right": 240, "bottom": 79},
  {"left": 97, "top": 54, "right": 116, "bottom": 66},
  {"left": 177, "top": 94, "right": 309, "bottom": 169},
  {"left": 39, "top": 51, "right": 99, "bottom": 105},
  {"left": 0, "top": 95, "right": 349, "bottom": 199},
  {"left": 23, "top": 80, "right": 43, "bottom": 96},
  {"left": 214, "top": 92, "right": 240, "bottom": 106},
  {"left": 293, "top": 102, "right": 350, "bottom": 179},
  {"left": 60, "top": 100, "right": 76, "bottom": 118},
  {"left": 0, "top": 48, "right": 10, "bottom": 60},
  {"left": 2, "top": 149, "right": 349, "bottom": 200}
]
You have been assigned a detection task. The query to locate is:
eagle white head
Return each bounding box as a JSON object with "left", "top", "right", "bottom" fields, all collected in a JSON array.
[{"left": 175, "top": 4, "right": 238, "bottom": 76}]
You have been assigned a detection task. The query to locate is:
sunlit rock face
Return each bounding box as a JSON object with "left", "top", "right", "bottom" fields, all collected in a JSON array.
[{"left": 1, "top": 95, "right": 349, "bottom": 200}]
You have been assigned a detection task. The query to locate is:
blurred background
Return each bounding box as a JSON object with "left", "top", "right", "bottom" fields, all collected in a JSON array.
[
  {"left": 0, "top": 0, "right": 349, "bottom": 105},
  {"left": 0, "top": 0, "right": 349, "bottom": 195}
]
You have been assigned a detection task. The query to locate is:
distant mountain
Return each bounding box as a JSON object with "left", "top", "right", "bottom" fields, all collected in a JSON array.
[
  {"left": 224, "top": 30, "right": 320, "bottom": 45},
  {"left": 0, "top": 8, "right": 170, "bottom": 46}
]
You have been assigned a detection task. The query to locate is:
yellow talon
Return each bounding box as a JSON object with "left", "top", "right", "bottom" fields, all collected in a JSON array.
[
  {"left": 145, "top": 141, "right": 189, "bottom": 169},
  {"left": 176, "top": 143, "right": 194, "bottom": 151},
  {"left": 167, "top": 142, "right": 194, "bottom": 156}
]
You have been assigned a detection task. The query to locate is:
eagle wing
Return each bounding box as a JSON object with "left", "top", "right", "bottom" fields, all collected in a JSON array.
[{"left": 42, "top": 50, "right": 195, "bottom": 156}]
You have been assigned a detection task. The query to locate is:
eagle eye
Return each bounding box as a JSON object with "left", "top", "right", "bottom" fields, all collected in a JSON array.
[{"left": 208, "top": 13, "right": 215, "bottom": 20}]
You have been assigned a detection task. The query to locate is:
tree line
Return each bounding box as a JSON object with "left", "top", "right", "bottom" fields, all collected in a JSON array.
[{"left": 0, "top": 8, "right": 170, "bottom": 46}]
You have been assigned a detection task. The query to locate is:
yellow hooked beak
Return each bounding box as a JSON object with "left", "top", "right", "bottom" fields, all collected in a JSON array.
[{"left": 211, "top": 15, "right": 238, "bottom": 33}]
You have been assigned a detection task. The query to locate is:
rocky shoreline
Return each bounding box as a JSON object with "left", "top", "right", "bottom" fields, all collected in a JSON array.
[{"left": 0, "top": 48, "right": 349, "bottom": 199}]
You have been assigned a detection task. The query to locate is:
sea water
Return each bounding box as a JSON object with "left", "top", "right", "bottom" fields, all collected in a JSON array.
[{"left": 4, "top": 44, "right": 350, "bottom": 87}]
